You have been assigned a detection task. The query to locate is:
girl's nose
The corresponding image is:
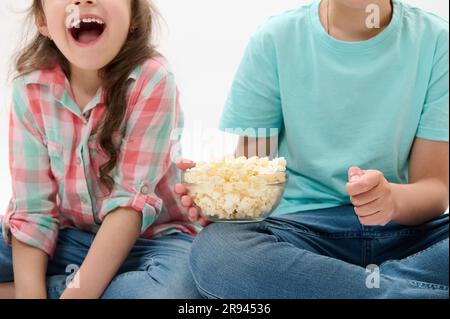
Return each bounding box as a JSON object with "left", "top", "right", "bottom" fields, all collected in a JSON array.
[{"left": 72, "top": 0, "right": 96, "bottom": 6}]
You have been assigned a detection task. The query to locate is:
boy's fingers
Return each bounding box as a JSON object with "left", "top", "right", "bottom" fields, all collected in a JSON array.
[
  {"left": 175, "top": 158, "right": 196, "bottom": 171},
  {"left": 351, "top": 182, "right": 384, "bottom": 207},
  {"left": 348, "top": 166, "right": 364, "bottom": 182},
  {"left": 346, "top": 170, "right": 382, "bottom": 196},
  {"left": 174, "top": 184, "right": 187, "bottom": 195},
  {"left": 358, "top": 212, "right": 389, "bottom": 226},
  {"left": 353, "top": 197, "right": 383, "bottom": 217}
]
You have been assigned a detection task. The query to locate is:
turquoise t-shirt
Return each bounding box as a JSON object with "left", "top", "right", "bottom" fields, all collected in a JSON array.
[{"left": 220, "top": 0, "right": 449, "bottom": 216}]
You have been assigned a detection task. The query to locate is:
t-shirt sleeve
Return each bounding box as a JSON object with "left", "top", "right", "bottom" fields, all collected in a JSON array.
[
  {"left": 416, "top": 30, "right": 449, "bottom": 142},
  {"left": 219, "top": 28, "right": 283, "bottom": 138}
]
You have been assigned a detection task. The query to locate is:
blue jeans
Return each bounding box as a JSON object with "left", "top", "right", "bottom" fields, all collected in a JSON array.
[
  {"left": 0, "top": 227, "right": 202, "bottom": 299},
  {"left": 190, "top": 205, "right": 449, "bottom": 299}
]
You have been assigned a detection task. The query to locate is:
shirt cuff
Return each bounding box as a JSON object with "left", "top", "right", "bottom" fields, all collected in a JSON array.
[
  {"left": 98, "top": 183, "right": 163, "bottom": 234},
  {"left": 416, "top": 126, "right": 449, "bottom": 142},
  {"left": 2, "top": 199, "right": 59, "bottom": 258}
]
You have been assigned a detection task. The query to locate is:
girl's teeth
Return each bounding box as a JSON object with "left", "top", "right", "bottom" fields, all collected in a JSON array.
[{"left": 79, "top": 18, "right": 104, "bottom": 24}]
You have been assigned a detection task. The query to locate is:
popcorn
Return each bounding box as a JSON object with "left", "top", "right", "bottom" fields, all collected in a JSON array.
[{"left": 184, "top": 156, "right": 287, "bottom": 220}]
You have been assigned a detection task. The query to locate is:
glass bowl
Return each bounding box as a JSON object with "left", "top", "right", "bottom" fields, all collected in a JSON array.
[{"left": 183, "top": 175, "right": 286, "bottom": 223}]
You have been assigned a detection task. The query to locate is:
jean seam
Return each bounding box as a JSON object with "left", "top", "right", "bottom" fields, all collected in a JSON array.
[
  {"left": 366, "top": 238, "right": 373, "bottom": 266},
  {"left": 271, "top": 223, "right": 449, "bottom": 239},
  {"left": 189, "top": 257, "right": 221, "bottom": 299},
  {"left": 47, "top": 285, "right": 65, "bottom": 292},
  {"left": 114, "top": 271, "right": 141, "bottom": 280},
  {"left": 407, "top": 280, "right": 449, "bottom": 291},
  {"left": 361, "top": 230, "right": 447, "bottom": 238},
  {"left": 196, "top": 283, "right": 221, "bottom": 299},
  {"left": 268, "top": 216, "right": 448, "bottom": 239},
  {"left": 381, "top": 238, "right": 449, "bottom": 268},
  {"left": 191, "top": 277, "right": 221, "bottom": 299},
  {"left": 361, "top": 238, "right": 368, "bottom": 266},
  {"left": 268, "top": 224, "right": 363, "bottom": 239},
  {"left": 47, "top": 279, "right": 67, "bottom": 293},
  {"left": 189, "top": 255, "right": 221, "bottom": 299}
]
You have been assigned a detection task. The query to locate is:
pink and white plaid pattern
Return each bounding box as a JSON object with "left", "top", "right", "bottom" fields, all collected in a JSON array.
[{"left": 2, "top": 58, "right": 197, "bottom": 258}]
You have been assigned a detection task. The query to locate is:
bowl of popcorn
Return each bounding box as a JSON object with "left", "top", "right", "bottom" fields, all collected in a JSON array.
[{"left": 183, "top": 156, "right": 287, "bottom": 223}]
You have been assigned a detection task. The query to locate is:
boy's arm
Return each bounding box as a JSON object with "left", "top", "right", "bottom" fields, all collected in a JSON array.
[
  {"left": 12, "top": 237, "right": 48, "bottom": 299},
  {"left": 390, "top": 138, "right": 449, "bottom": 225},
  {"left": 60, "top": 208, "right": 142, "bottom": 299},
  {"left": 243, "top": 137, "right": 449, "bottom": 225},
  {"left": 347, "top": 138, "right": 449, "bottom": 226}
]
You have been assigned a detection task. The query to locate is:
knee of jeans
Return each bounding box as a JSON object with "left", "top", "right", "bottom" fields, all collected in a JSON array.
[
  {"left": 191, "top": 224, "right": 229, "bottom": 263},
  {"left": 190, "top": 223, "right": 256, "bottom": 279}
]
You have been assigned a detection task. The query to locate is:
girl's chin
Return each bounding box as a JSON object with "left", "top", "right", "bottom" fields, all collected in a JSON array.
[
  {"left": 66, "top": 58, "right": 110, "bottom": 72},
  {"left": 63, "top": 46, "right": 121, "bottom": 71}
]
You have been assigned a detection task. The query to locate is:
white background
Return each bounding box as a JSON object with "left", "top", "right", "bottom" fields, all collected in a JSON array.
[{"left": 0, "top": 0, "right": 448, "bottom": 215}]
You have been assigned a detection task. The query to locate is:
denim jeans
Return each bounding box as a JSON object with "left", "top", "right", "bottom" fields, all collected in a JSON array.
[
  {"left": 0, "top": 227, "right": 202, "bottom": 299},
  {"left": 190, "top": 205, "right": 449, "bottom": 299}
]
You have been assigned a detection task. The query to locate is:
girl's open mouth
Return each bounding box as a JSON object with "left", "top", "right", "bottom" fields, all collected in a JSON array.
[{"left": 69, "top": 17, "right": 106, "bottom": 46}]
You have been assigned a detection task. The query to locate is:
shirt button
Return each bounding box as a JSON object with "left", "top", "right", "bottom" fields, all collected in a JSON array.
[
  {"left": 81, "top": 196, "right": 90, "bottom": 204},
  {"left": 83, "top": 111, "right": 91, "bottom": 123},
  {"left": 140, "top": 185, "right": 149, "bottom": 195},
  {"left": 77, "top": 157, "right": 82, "bottom": 165}
]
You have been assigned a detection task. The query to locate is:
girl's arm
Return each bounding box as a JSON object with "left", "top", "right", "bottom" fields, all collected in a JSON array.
[
  {"left": 12, "top": 237, "right": 48, "bottom": 299},
  {"left": 5, "top": 81, "right": 61, "bottom": 299},
  {"left": 60, "top": 207, "right": 142, "bottom": 299}
]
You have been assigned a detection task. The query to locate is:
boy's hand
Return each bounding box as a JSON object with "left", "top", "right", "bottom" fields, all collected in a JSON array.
[
  {"left": 345, "top": 167, "right": 397, "bottom": 226},
  {"left": 174, "top": 159, "right": 211, "bottom": 227}
]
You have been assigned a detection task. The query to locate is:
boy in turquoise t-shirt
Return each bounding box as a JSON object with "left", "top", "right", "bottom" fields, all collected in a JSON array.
[{"left": 177, "top": 0, "right": 449, "bottom": 298}]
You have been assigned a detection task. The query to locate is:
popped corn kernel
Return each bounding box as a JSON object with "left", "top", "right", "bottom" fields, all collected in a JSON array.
[{"left": 184, "top": 156, "right": 287, "bottom": 221}]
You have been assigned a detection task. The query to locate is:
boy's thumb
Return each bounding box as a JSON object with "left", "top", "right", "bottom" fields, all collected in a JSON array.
[{"left": 348, "top": 166, "right": 364, "bottom": 182}]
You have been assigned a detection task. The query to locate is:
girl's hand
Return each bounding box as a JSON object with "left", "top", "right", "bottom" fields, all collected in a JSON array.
[
  {"left": 174, "top": 159, "right": 211, "bottom": 227},
  {"left": 345, "top": 167, "right": 397, "bottom": 226}
]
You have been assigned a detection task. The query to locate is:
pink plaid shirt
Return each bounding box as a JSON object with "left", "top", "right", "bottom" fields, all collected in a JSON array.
[{"left": 2, "top": 58, "right": 197, "bottom": 258}]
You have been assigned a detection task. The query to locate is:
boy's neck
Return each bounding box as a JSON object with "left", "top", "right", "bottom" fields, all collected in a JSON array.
[{"left": 321, "top": 0, "right": 393, "bottom": 41}]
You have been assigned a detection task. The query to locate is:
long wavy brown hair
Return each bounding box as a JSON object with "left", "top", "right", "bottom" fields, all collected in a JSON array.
[{"left": 14, "top": 0, "right": 159, "bottom": 195}]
